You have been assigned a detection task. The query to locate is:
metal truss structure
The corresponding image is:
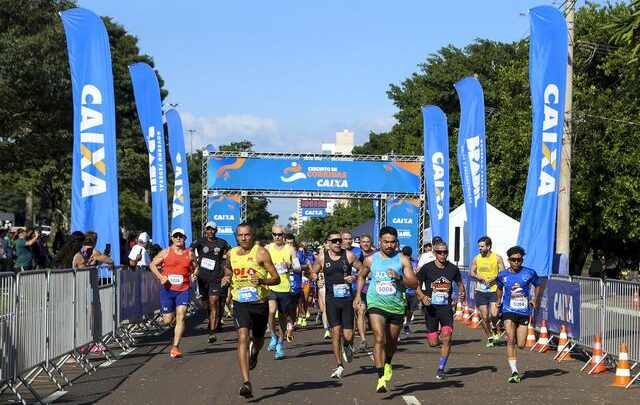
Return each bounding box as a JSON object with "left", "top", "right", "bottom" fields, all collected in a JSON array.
[{"left": 201, "top": 151, "right": 426, "bottom": 247}]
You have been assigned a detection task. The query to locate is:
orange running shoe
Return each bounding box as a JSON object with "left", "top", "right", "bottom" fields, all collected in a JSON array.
[{"left": 170, "top": 346, "right": 182, "bottom": 358}]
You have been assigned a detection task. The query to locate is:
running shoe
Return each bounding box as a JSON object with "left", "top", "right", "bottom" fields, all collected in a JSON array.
[
  {"left": 301, "top": 317, "right": 307, "bottom": 327},
  {"left": 323, "top": 328, "right": 331, "bottom": 340},
  {"left": 286, "top": 324, "right": 295, "bottom": 342},
  {"left": 330, "top": 365, "right": 344, "bottom": 378},
  {"left": 376, "top": 377, "right": 388, "bottom": 393},
  {"left": 436, "top": 368, "right": 446, "bottom": 380},
  {"left": 268, "top": 335, "right": 278, "bottom": 351},
  {"left": 485, "top": 338, "right": 494, "bottom": 348},
  {"left": 296, "top": 317, "right": 304, "bottom": 327},
  {"left": 275, "top": 343, "right": 285, "bottom": 360},
  {"left": 208, "top": 332, "right": 217, "bottom": 343},
  {"left": 358, "top": 339, "right": 368, "bottom": 352},
  {"left": 170, "top": 346, "right": 182, "bottom": 358},
  {"left": 403, "top": 325, "right": 412, "bottom": 335},
  {"left": 383, "top": 363, "right": 393, "bottom": 382},
  {"left": 493, "top": 332, "right": 502, "bottom": 342},
  {"left": 508, "top": 372, "right": 521, "bottom": 383},
  {"left": 342, "top": 344, "right": 354, "bottom": 364},
  {"left": 239, "top": 381, "right": 252, "bottom": 398}
]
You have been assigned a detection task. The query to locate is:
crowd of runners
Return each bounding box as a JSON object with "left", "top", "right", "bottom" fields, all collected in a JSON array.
[{"left": 148, "top": 222, "right": 542, "bottom": 398}]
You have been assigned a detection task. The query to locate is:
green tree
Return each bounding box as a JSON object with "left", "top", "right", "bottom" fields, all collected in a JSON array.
[{"left": 297, "top": 200, "right": 374, "bottom": 243}]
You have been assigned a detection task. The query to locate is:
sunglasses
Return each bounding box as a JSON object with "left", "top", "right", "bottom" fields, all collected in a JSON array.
[
  {"left": 434, "top": 250, "right": 449, "bottom": 255},
  {"left": 509, "top": 257, "right": 523, "bottom": 263},
  {"left": 206, "top": 227, "right": 216, "bottom": 231},
  {"left": 272, "top": 233, "right": 284, "bottom": 237},
  {"left": 329, "top": 238, "right": 343, "bottom": 244},
  {"left": 172, "top": 234, "right": 185, "bottom": 239}
]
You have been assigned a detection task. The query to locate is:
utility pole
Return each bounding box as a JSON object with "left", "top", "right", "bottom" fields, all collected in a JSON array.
[
  {"left": 187, "top": 129, "right": 196, "bottom": 155},
  {"left": 556, "top": 0, "right": 574, "bottom": 272}
]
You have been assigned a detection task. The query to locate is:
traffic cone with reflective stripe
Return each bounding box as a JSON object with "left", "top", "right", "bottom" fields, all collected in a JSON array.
[
  {"left": 556, "top": 325, "right": 573, "bottom": 361},
  {"left": 454, "top": 300, "right": 463, "bottom": 320},
  {"left": 461, "top": 302, "right": 471, "bottom": 324},
  {"left": 534, "top": 320, "right": 551, "bottom": 353},
  {"left": 469, "top": 306, "right": 481, "bottom": 329},
  {"left": 587, "top": 333, "right": 608, "bottom": 374},
  {"left": 525, "top": 317, "right": 537, "bottom": 349},
  {"left": 611, "top": 342, "right": 631, "bottom": 387}
]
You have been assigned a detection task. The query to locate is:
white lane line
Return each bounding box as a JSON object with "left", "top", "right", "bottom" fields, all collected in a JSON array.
[{"left": 402, "top": 395, "right": 422, "bottom": 405}]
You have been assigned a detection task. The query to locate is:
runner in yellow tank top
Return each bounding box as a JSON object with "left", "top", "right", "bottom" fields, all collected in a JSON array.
[
  {"left": 265, "top": 224, "right": 301, "bottom": 359},
  {"left": 470, "top": 236, "right": 506, "bottom": 347},
  {"left": 221, "top": 222, "right": 280, "bottom": 398}
]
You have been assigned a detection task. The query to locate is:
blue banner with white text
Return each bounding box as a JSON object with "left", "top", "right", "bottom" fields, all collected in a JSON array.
[
  {"left": 301, "top": 208, "right": 326, "bottom": 218},
  {"left": 386, "top": 198, "right": 420, "bottom": 251},
  {"left": 61, "top": 8, "right": 120, "bottom": 264},
  {"left": 208, "top": 195, "right": 241, "bottom": 246},
  {"left": 166, "top": 109, "right": 192, "bottom": 247},
  {"left": 517, "top": 6, "right": 568, "bottom": 276},
  {"left": 208, "top": 157, "right": 421, "bottom": 194},
  {"left": 129, "top": 62, "right": 169, "bottom": 248},
  {"left": 373, "top": 200, "right": 380, "bottom": 247},
  {"left": 422, "top": 105, "right": 449, "bottom": 244},
  {"left": 455, "top": 77, "right": 487, "bottom": 266},
  {"left": 538, "top": 279, "right": 580, "bottom": 338}
]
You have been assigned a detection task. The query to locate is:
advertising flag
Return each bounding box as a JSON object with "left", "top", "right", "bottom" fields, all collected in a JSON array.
[
  {"left": 517, "top": 6, "right": 568, "bottom": 276},
  {"left": 422, "top": 105, "right": 450, "bottom": 244},
  {"left": 129, "top": 62, "right": 169, "bottom": 248},
  {"left": 373, "top": 200, "right": 380, "bottom": 247},
  {"left": 166, "top": 109, "right": 192, "bottom": 247},
  {"left": 455, "top": 77, "right": 487, "bottom": 265},
  {"left": 386, "top": 198, "right": 420, "bottom": 251},
  {"left": 208, "top": 195, "right": 241, "bottom": 246},
  {"left": 61, "top": 8, "right": 120, "bottom": 263}
]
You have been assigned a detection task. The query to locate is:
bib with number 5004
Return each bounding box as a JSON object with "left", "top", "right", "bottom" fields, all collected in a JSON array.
[{"left": 375, "top": 281, "right": 396, "bottom": 296}]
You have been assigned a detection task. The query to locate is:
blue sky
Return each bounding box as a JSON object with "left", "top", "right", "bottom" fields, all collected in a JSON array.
[{"left": 78, "top": 0, "right": 584, "bottom": 222}]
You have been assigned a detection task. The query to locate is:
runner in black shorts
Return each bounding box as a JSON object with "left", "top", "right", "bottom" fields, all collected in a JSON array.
[
  {"left": 311, "top": 230, "right": 363, "bottom": 379},
  {"left": 191, "top": 221, "right": 230, "bottom": 343},
  {"left": 415, "top": 241, "right": 465, "bottom": 380}
]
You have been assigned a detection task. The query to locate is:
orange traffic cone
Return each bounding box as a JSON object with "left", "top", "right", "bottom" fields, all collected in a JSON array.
[
  {"left": 587, "top": 333, "right": 608, "bottom": 374},
  {"left": 461, "top": 302, "right": 471, "bottom": 324},
  {"left": 555, "top": 325, "right": 574, "bottom": 361},
  {"left": 469, "top": 306, "right": 481, "bottom": 329},
  {"left": 611, "top": 342, "right": 631, "bottom": 388},
  {"left": 454, "top": 300, "right": 463, "bottom": 320},
  {"left": 632, "top": 290, "right": 640, "bottom": 309},
  {"left": 534, "top": 320, "right": 551, "bottom": 353},
  {"left": 525, "top": 317, "right": 537, "bottom": 349}
]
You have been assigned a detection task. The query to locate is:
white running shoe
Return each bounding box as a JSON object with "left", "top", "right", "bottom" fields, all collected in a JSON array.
[{"left": 331, "top": 365, "right": 345, "bottom": 378}]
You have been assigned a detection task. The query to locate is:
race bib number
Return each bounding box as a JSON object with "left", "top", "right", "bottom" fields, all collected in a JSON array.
[
  {"left": 431, "top": 291, "right": 449, "bottom": 305},
  {"left": 201, "top": 258, "right": 216, "bottom": 271},
  {"left": 275, "top": 263, "right": 288, "bottom": 275},
  {"left": 333, "top": 284, "right": 351, "bottom": 298},
  {"left": 476, "top": 282, "right": 489, "bottom": 293},
  {"left": 237, "top": 286, "right": 258, "bottom": 303},
  {"left": 375, "top": 281, "right": 396, "bottom": 296},
  {"left": 168, "top": 274, "right": 184, "bottom": 286},
  {"left": 510, "top": 296, "right": 528, "bottom": 310}
]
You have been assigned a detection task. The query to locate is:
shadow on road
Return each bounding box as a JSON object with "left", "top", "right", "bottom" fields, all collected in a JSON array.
[
  {"left": 523, "top": 368, "right": 569, "bottom": 379},
  {"left": 250, "top": 380, "right": 342, "bottom": 402},
  {"left": 295, "top": 349, "right": 334, "bottom": 358},
  {"left": 387, "top": 380, "right": 464, "bottom": 398},
  {"left": 446, "top": 365, "right": 498, "bottom": 376},
  {"left": 350, "top": 364, "right": 413, "bottom": 377}
]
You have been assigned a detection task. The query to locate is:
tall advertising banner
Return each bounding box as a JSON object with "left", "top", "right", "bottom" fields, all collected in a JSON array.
[
  {"left": 455, "top": 77, "right": 487, "bottom": 265},
  {"left": 422, "top": 105, "right": 449, "bottom": 244},
  {"left": 61, "top": 8, "right": 120, "bottom": 263},
  {"left": 517, "top": 6, "right": 568, "bottom": 276},
  {"left": 373, "top": 200, "right": 379, "bottom": 247},
  {"left": 386, "top": 198, "right": 420, "bottom": 251},
  {"left": 208, "top": 195, "right": 241, "bottom": 246},
  {"left": 129, "top": 62, "right": 169, "bottom": 248},
  {"left": 166, "top": 109, "right": 192, "bottom": 247}
]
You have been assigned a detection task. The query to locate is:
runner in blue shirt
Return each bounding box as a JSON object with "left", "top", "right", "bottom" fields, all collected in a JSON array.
[{"left": 496, "top": 245, "right": 543, "bottom": 383}]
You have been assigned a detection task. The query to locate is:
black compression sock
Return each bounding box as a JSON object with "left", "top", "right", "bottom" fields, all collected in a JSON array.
[
  {"left": 377, "top": 367, "right": 384, "bottom": 378},
  {"left": 384, "top": 355, "right": 392, "bottom": 365}
]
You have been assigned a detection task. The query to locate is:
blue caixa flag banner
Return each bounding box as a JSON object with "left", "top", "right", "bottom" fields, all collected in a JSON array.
[
  {"left": 208, "top": 195, "right": 241, "bottom": 246},
  {"left": 517, "top": 6, "right": 568, "bottom": 276},
  {"left": 61, "top": 8, "right": 120, "bottom": 264},
  {"left": 166, "top": 109, "right": 192, "bottom": 247},
  {"left": 386, "top": 198, "right": 420, "bottom": 252}
]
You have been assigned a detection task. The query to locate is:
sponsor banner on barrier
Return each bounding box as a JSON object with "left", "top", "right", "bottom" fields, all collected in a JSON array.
[
  {"left": 517, "top": 6, "right": 568, "bottom": 276},
  {"left": 386, "top": 198, "right": 419, "bottom": 251},
  {"left": 207, "top": 157, "right": 421, "bottom": 194},
  {"left": 208, "top": 195, "right": 241, "bottom": 246},
  {"left": 538, "top": 279, "right": 580, "bottom": 339},
  {"left": 301, "top": 208, "right": 326, "bottom": 218},
  {"left": 119, "top": 269, "right": 142, "bottom": 323}
]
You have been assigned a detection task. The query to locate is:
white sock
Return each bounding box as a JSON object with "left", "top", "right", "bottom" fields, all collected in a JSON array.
[{"left": 508, "top": 358, "right": 518, "bottom": 374}]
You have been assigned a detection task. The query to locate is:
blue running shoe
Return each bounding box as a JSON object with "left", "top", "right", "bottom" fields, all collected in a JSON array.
[
  {"left": 275, "top": 343, "right": 285, "bottom": 360},
  {"left": 268, "top": 335, "right": 278, "bottom": 351}
]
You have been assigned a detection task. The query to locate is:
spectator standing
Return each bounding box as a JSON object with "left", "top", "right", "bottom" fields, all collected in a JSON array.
[{"left": 14, "top": 228, "right": 38, "bottom": 271}]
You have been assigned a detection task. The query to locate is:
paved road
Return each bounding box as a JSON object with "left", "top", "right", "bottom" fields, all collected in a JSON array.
[{"left": 49, "top": 309, "right": 637, "bottom": 404}]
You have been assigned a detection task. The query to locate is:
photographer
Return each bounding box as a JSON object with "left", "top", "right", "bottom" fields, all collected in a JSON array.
[
  {"left": 14, "top": 228, "right": 39, "bottom": 272},
  {"left": 72, "top": 231, "right": 113, "bottom": 270}
]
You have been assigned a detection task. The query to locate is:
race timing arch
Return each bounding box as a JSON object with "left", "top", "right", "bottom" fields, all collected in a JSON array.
[{"left": 202, "top": 151, "right": 425, "bottom": 249}]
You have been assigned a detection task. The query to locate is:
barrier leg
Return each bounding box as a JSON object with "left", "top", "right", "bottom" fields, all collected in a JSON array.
[
  {"left": 17, "top": 375, "right": 43, "bottom": 404},
  {"left": 626, "top": 364, "right": 640, "bottom": 389},
  {"left": 5, "top": 380, "right": 28, "bottom": 405},
  {"left": 586, "top": 353, "right": 608, "bottom": 374},
  {"left": 41, "top": 364, "right": 63, "bottom": 391},
  {"left": 52, "top": 356, "right": 72, "bottom": 386}
]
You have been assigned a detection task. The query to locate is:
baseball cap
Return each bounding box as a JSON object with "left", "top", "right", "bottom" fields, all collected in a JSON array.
[
  {"left": 432, "top": 236, "right": 444, "bottom": 245},
  {"left": 205, "top": 221, "right": 217, "bottom": 229},
  {"left": 138, "top": 232, "right": 150, "bottom": 243},
  {"left": 171, "top": 228, "right": 186, "bottom": 237}
]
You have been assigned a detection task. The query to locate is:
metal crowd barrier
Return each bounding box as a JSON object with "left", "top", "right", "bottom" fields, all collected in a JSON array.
[
  {"left": 603, "top": 279, "right": 640, "bottom": 364},
  {"left": 0, "top": 266, "right": 168, "bottom": 404}
]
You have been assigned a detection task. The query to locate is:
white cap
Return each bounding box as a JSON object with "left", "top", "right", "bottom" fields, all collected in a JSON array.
[
  {"left": 205, "top": 221, "right": 217, "bottom": 229},
  {"left": 171, "top": 228, "right": 186, "bottom": 237},
  {"left": 138, "top": 232, "right": 150, "bottom": 243}
]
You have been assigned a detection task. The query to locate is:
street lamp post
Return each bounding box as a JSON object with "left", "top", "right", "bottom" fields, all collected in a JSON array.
[{"left": 187, "top": 129, "right": 196, "bottom": 155}]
